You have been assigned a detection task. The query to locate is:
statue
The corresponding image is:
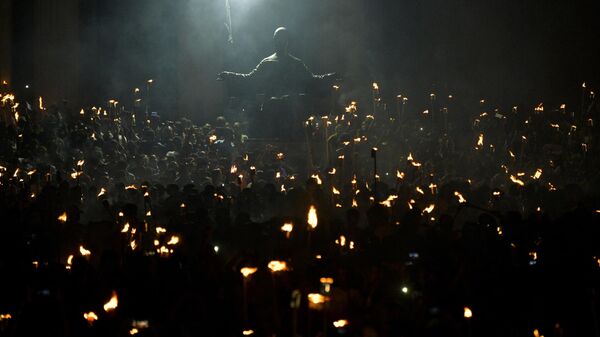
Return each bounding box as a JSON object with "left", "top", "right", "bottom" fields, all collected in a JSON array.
[{"left": 218, "top": 27, "right": 336, "bottom": 140}]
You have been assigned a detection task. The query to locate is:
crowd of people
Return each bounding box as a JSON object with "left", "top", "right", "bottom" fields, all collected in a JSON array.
[{"left": 0, "top": 81, "right": 599, "bottom": 337}]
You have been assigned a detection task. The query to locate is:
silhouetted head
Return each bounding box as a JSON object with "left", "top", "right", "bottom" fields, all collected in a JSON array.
[{"left": 273, "top": 27, "right": 289, "bottom": 54}]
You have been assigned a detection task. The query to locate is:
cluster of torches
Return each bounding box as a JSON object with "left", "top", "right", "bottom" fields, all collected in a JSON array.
[{"left": 1, "top": 80, "right": 599, "bottom": 336}]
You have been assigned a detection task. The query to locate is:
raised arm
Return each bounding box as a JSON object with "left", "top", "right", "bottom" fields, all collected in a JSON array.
[{"left": 217, "top": 59, "right": 268, "bottom": 82}]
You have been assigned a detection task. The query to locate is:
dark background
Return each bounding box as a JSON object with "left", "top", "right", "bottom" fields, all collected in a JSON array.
[{"left": 1, "top": 0, "right": 599, "bottom": 121}]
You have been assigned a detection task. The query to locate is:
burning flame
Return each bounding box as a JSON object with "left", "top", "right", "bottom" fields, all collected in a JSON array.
[
  {"left": 167, "top": 236, "right": 180, "bottom": 245},
  {"left": 534, "top": 103, "right": 544, "bottom": 113},
  {"left": 307, "top": 293, "right": 326, "bottom": 304},
  {"left": 38, "top": 96, "right": 45, "bottom": 110},
  {"left": 423, "top": 204, "right": 435, "bottom": 214},
  {"left": 83, "top": 312, "right": 98, "bottom": 324},
  {"left": 454, "top": 191, "right": 467, "bottom": 204},
  {"left": 242, "top": 330, "right": 254, "bottom": 336},
  {"left": 428, "top": 183, "right": 437, "bottom": 194},
  {"left": 333, "top": 320, "right": 349, "bottom": 328},
  {"left": 240, "top": 267, "right": 257, "bottom": 278},
  {"left": 79, "top": 245, "right": 91, "bottom": 256},
  {"left": 97, "top": 187, "right": 106, "bottom": 197},
  {"left": 477, "top": 133, "right": 484, "bottom": 148},
  {"left": 281, "top": 222, "right": 293, "bottom": 237},
  {"left": 372, "top": 82, "right": 379, "bottom": 90},
  {"left": 532, "top": 168, "right": 542, "bottom": 180},
  {"left": 103, "top": 291, "right": 118, "bottom": 312},
  {"left": 396, "top": 170, "right": 405, "bottom": 179},
  {"left": 332, "top": 186, "right": 341, "bottom": 195},
  {"left": 345, "top": 101, "right": 357, "bottom": 113},
  {"left": 267, "top": 260, "right": 287, "bottom": 272},
  {"left": 464, "top": 307, "right": 473, "bottom": 318},
  {"left": 379, "top": 195, "right": 398, "bottom": 208},
  {"left": 57, "top": 212, "right": 68, "bottom": 223},
  {"left": 311, "top": 174, "right": 322, "bottom": 185},
  {"left": 510, "top": 175, "right": 525, "bottom": 186},
  {"left": 307, "top": 205, "right": 318, "bottom": 229}
]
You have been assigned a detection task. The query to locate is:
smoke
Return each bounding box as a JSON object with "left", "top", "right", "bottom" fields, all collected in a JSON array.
[{"left": 10, "top": 0, "right": 599, "bottom": 120}]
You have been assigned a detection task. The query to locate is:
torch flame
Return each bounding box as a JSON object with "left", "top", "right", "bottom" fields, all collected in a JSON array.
[
  {"left": 308, "top": 293, "right": 327, "bottom": 304},
  {"left": 308, "top": 205, "right": 318, "bottom": 229},
  {"left": 267, "top": 260, "right": 287, "bottom": 272},
  {"left": 333, "top": 320, "right": 349, "bottom": 328},
  {"left": 281, "top": 223, "right": 293, "bottom": 237},
  {"left": 379, "top": 195, "right": 398, "bottom": 208},
  {"left": 464, "top": 307, "right": 473, "bottom": 318},
  {"left": 240, "top": 267, "right": 258, "bottom": 278},
  {"left": 103, "top": 291, "right": 118, "bottom": 312},
  {"left": 510, "top": 175, "right": 525, "bottom": 186},
  {"left": 79, "top": 245, "right": 91, "bottom": 256},
  {"left": 423, "top": 204, "right": 435, "bottom": 214},
  {"left": 454, "top": 191, "right": 467, "bottom": 204},
  {"left": 311, "top": 174, "right": 322, "bottom": 185},
  {"left": 83, "top": 312, "right": 98, "bottom": 324},
  {"left": 167, "top": 236, "right": 180, "bottom": 245},
  {"left": 477, "top": 133, "right": 484, "bottom": 148},
  {"left": 58, "top": 212, "right": 68, "bottom": 223}
]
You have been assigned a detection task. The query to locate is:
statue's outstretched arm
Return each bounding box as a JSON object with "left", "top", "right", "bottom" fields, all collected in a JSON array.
[{"left": 217, "top": 60, "right": 267, "bottom": 81}]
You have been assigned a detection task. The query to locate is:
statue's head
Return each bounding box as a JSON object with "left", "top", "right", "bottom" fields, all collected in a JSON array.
[{"left": 273, "top": 27, "right": 289, "bottom": 54}]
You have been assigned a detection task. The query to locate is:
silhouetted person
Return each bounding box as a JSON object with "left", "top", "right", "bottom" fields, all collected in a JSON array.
[
  {"left": 218, "top": 27, "right": 336, "bottom": 140},
  {"left": 218, "top": 27, "right": 335, "bottom": 98}
]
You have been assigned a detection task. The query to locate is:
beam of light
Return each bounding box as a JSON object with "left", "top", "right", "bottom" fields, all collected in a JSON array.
[{"left": 225, "top": 0, "right": 233, "bottom": 43}]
